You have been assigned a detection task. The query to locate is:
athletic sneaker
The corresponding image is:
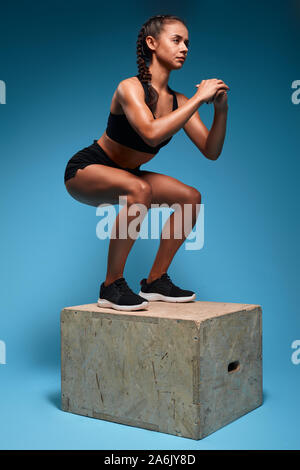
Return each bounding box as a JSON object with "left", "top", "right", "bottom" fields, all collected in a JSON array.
[
  {"left": 138, "top": 272, "right": 196, "bottom": 302},
  {"left": 97, "top": 277, "right": 149, "bottom": 311}
]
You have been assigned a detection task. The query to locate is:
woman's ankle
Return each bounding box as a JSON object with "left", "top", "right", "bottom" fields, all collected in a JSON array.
[
  {"left": 146, "top": 272, "right": 165, "bottom": 284},
  {"left": 104, "top": 275, "right": 123, "bottom": 287}
]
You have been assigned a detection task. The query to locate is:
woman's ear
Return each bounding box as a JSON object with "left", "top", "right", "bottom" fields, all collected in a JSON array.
[{"left": 145, "top": 35, "right": 157, "bottom": 52}]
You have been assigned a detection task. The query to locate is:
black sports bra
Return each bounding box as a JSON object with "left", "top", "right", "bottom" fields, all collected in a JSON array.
[{"left": 105, "top": 75, "right": 178, "bottom": 154}]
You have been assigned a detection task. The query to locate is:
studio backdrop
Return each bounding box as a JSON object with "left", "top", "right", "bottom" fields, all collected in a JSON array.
[{"left": 0, "top": 0, "right": 299, "bottom": 450}]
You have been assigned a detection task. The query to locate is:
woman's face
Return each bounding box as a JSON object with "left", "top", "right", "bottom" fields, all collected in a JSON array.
[{"left": 147, "top": 21, "right": 189, "bottom": 69}]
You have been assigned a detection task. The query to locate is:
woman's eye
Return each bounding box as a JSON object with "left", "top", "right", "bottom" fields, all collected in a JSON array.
[{"left": 173, "top": 39, "right": 189, "bottom": 48}]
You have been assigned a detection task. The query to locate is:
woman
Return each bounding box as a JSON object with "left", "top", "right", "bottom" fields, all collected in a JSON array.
[{"left": 64, "top": 14, "right": 229, "bottom": 312}]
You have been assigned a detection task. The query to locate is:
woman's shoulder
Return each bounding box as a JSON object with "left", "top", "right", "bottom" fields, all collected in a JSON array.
[
  {"left": 119, "top": 75, "right": 140, "bottom": 86},
  {"left": 116, "top": 76, "right": 144, "bottom": 94},
  {"left": 117, "top": 76, "right": 146, "bottom": 100},
  {"left": 117, "top": 77, "right": 188, "bottom": 105}
]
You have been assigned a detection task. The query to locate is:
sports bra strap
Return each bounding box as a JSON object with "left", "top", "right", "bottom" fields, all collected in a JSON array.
[{"left": 135, "top": 74, "right": 177, "bottom": 117}]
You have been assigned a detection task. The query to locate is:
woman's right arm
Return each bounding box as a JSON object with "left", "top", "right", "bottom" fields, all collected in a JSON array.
[{"left": 117, "top": 78, "right": 228, "bottom": 147}]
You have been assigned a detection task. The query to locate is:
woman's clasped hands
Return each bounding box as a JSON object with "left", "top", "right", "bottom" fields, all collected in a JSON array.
[{"left": 195, "top": 78, "right": 230, "bottom": 110}]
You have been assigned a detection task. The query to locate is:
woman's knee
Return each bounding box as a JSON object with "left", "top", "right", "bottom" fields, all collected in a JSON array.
[
  {"left": 128, "top": 180, "right": 153, "bottom": 206},
  {"left": 182, "top": 187, "right": 201, "bottom": 205}
]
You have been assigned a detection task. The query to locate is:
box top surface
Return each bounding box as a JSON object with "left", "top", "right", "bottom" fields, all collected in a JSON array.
[{"left": 62, "top": 301, "right": 261, "bottom": 323}]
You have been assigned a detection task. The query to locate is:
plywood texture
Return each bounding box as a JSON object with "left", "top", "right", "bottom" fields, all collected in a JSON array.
[{"left": 60, "top": 301, "right": 262, "bottom": 440}]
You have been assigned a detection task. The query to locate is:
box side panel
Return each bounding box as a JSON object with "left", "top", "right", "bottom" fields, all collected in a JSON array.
[
  {"left": 61, "top": 312, "right": 161, "bottom": 424},
  {"left": 154, "top": 318, "right": 201, "bottom": 439},
  {"left": 61, "top": 312, "right": 201, "bottom": 439},
  {"left": 199, "top": 307, "right": 263, "bottom": 438},
  {"left": 61, "top": 310, "right": 96, "bottom": 412}
]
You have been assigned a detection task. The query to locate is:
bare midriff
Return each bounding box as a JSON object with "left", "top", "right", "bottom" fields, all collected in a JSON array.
[{"left": 96, "top": 132, "right": 156, "bottom": 169}]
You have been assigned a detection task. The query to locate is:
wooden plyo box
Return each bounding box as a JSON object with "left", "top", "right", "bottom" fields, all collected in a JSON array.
[{"left": 60, "top": 301, "right": 262, "bottom": 440}]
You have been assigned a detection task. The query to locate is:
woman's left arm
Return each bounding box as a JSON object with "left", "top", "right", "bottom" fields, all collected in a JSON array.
[{"left": 204, "top": 90, "right": 228, "bottom": 160}]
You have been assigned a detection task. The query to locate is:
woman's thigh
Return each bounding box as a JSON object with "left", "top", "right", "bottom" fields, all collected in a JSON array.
[
  {"left": 138, "top": 170, "right": 201, "bottom": 206},
  {"left": 65, "top": 164, "right": 149, "bottom": 207}
]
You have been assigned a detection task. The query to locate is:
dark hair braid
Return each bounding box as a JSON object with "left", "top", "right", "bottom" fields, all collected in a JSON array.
[{"left": 136, "top": 14, "right": 187, "bottom": 114}]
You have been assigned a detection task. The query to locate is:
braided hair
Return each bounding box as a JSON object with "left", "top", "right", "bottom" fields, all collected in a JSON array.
[{"left": 136, "top": 14, "right": 187, "bottom": 114}]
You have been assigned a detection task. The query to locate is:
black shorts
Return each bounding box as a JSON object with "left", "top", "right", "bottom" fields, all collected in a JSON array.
[{"left": 64, "top": 139, "right": 143, "bottom": 184}]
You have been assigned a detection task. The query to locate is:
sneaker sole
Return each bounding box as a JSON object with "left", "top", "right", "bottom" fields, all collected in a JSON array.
[
  {"left": 138, "top": 291, "right": 196, "bottom": 302},
  {"left": 97, "top": 298, "right": 149, "bottom": 311}
]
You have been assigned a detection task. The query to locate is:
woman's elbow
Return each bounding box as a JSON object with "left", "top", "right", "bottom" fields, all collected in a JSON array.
[
  {"left": 204, "top": 150, "right": 220, "bottom": 161},
  {"left": 140, "top": 124, "right": 156, "bottom": 147}
]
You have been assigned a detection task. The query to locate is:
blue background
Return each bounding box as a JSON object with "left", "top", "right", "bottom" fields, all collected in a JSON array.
[{"left": 0, "top": 0, "right": 299, "bottom": 450}]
